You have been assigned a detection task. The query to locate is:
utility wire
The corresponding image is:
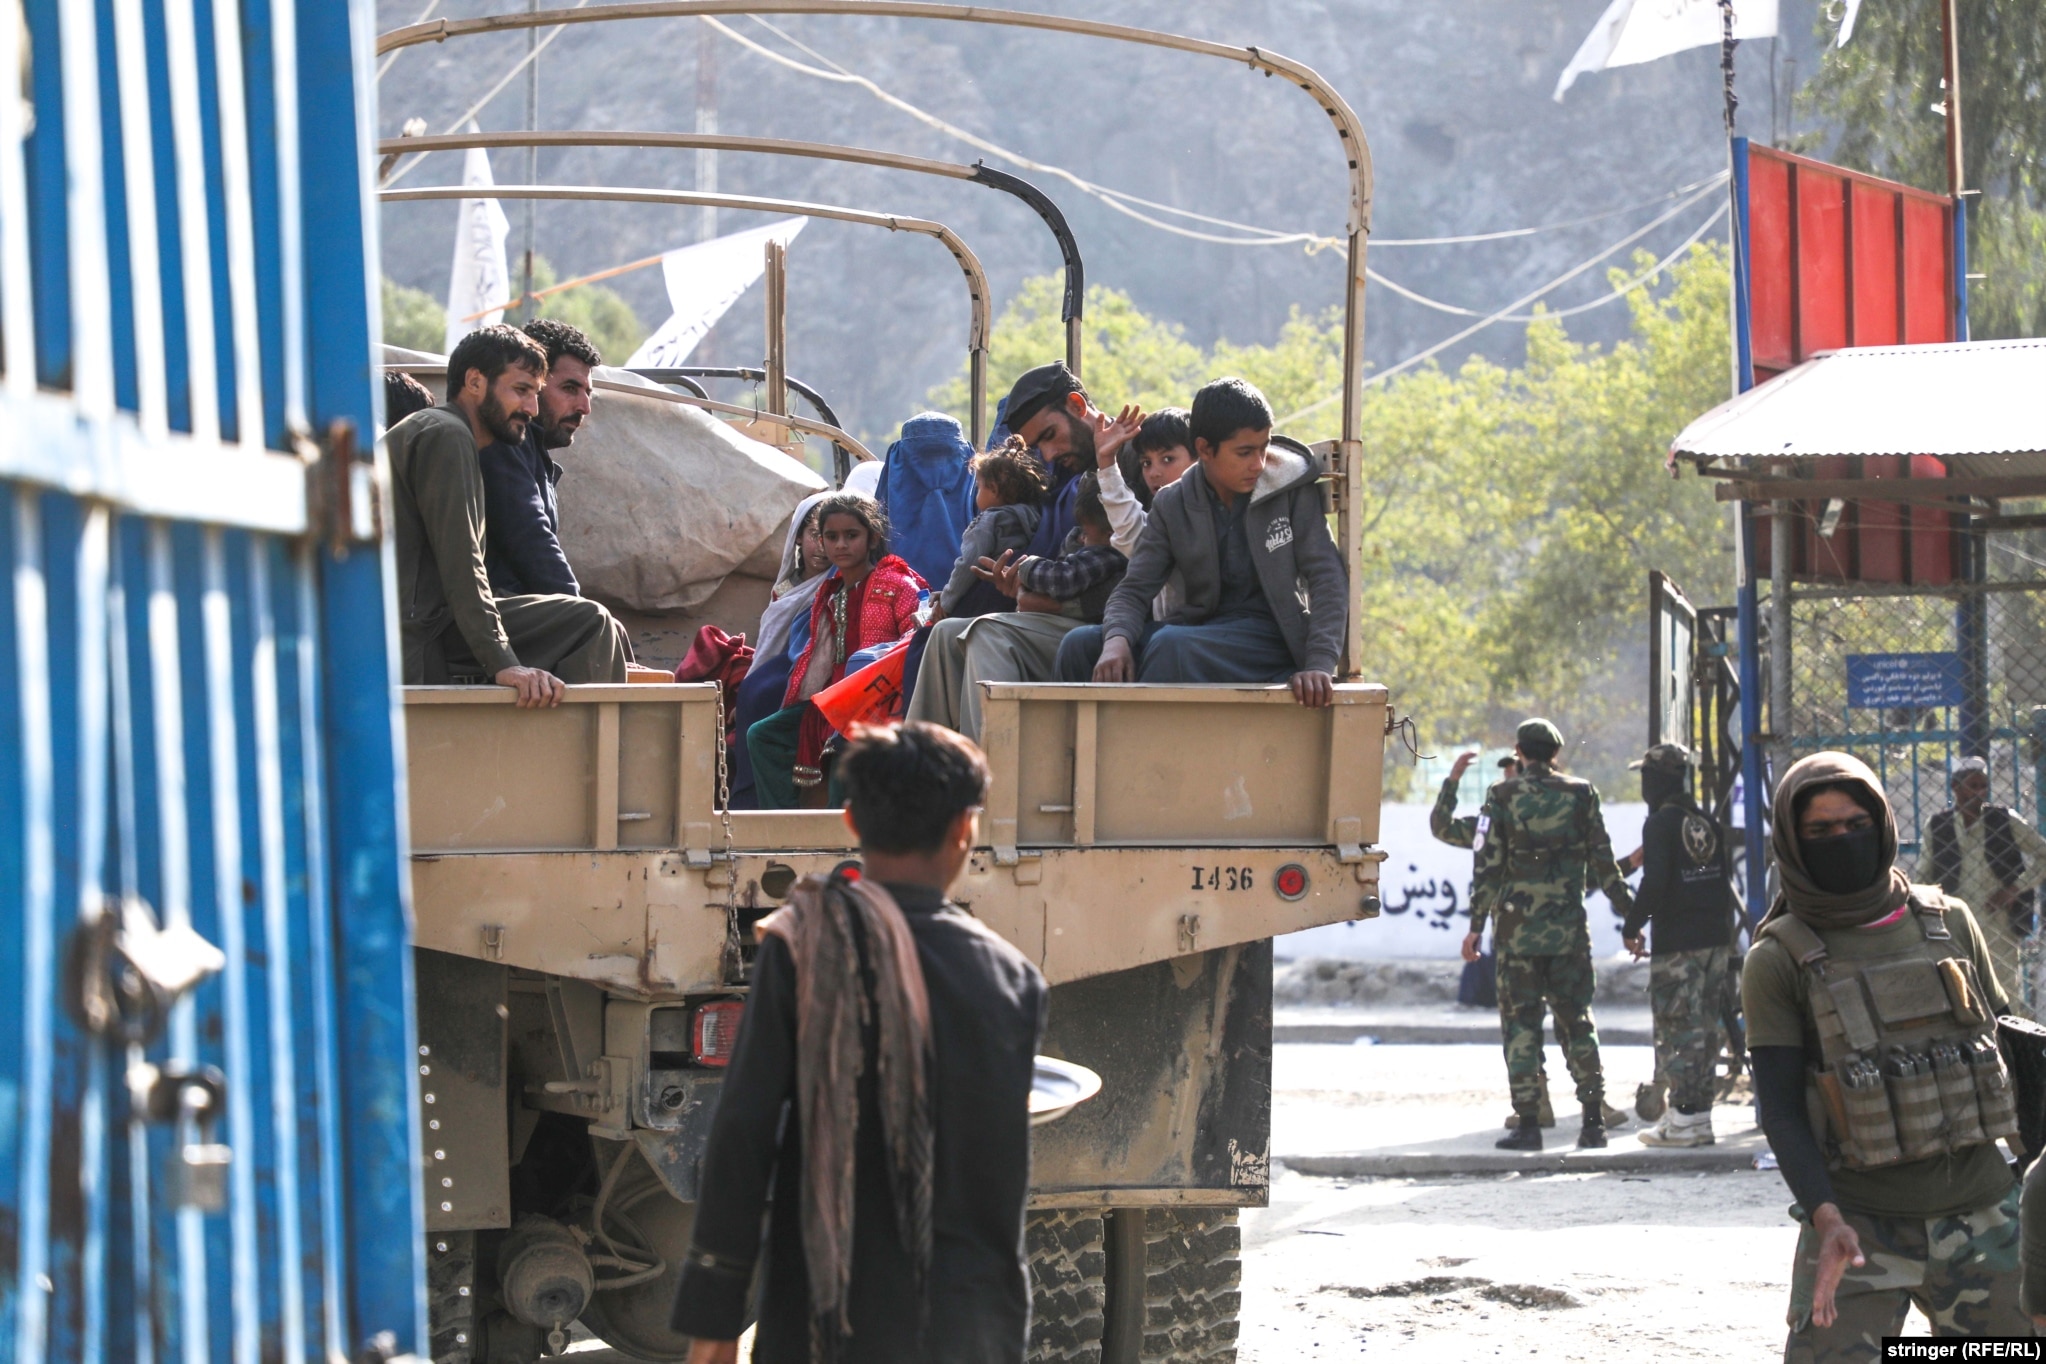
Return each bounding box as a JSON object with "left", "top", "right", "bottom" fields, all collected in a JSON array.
[
  {"left": 1377, "top": 197, "right": 1727, "bottom": 322},
  {"left": 714, "top": 15, "right": 1731, "bottom": 325},
  {"left": 729, "top": 15, "right": 1726, "bottom": 252},
  {"left": 1275, "top": 183, "right": 1728, "bottom": 425}
]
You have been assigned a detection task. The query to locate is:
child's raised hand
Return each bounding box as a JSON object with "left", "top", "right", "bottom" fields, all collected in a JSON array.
[{"left": 1094, "top": 404, "right": 1145, "bottom": 469}]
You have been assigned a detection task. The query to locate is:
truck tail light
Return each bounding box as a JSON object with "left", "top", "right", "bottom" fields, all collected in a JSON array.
[
  {"left": 1274, "top": 864, "right": 1309, "bottom": 901},
  {"left": 693, "top": 1001, "right": 746, "bottom": 1067}
]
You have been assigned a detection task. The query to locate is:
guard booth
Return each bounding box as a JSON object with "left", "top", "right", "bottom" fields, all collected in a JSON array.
[
  {"left": 1664, "top": 144, "right": 2046, "bottom": 980},
  {"left": 0, "top": 1, "right": 425, "bottom": 1360}
]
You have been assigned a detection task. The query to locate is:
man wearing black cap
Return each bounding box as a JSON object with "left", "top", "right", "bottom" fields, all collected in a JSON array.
[
  {"left": 1002, "top": 361, "right": 1119, "bottom": 561},
  {"left": 1621, "top": 743, "right": 1737, "bottom": 1147},
  {"left": 1465, "top": 718, "right": 1634, "bottom": 1151}
]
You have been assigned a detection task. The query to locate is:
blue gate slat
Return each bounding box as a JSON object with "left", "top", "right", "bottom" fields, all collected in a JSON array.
[
  {"left": 232, "top": 0, "right": 289, "bottom": 452},
  {"left": 113, "top": 516, "right": 179, "bottom": 1364},
  {"left": 257, "top": 531, "right": 321, "bottom": 1364},
  {"left": 283, "top": 544, "right": 349, "bottom": 1364},
  {"left": 184, "top": 0, "right": 240, "bottom": 447},
  {"left": 90, "top": 0, "right": 139, "bottom": 415},
  {"left": 12, "top": 491, "right": 60, "bottom": 1364},
  {"left": 137, "top": 0, "right": 192, "bottom": 435},
  {"left": 101, "top": 526, "right": 144, "bottom": 1364},
  {"left": 169, "top": 522, "right": 235, "bottom": 1364},
  {"left": 0, "top": 489, "right": 28, "bottom": 1358},
  {"left": 35, "top": 492, "right": 95, "bottom": 1364},
  {"left": 20, "top": 0, "right": 71, "bottom": 389},
  {"left": 297, "top": 0, "right": 428, "bottom": 1349},
  {"left": 222, "top": 529, "right": 289, "bottom": 1364}
]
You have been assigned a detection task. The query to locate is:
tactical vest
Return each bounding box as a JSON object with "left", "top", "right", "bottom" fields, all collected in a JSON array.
[{"left": 1760, "top": 890, "right": 2018, "bottom": 1171}]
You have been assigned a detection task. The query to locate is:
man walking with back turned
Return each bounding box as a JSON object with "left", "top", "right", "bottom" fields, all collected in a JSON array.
[
  {"left": 673, "top": 722, "right": 1046, "bottom": 1363},
  {"left": 1465, "top": 718, "right": 1634, "bottom": 1151}
]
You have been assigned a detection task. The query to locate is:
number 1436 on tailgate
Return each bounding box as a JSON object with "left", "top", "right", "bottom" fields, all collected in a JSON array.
[{"left": 1190, "top": 866, "right": 1255, "bottom": 891}]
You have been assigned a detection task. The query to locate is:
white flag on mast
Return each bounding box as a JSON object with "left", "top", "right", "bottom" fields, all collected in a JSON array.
[
  {"left": 1554, "top": 0, "right": 1779, "bottom": 100},
  {"left": 1836, "top": 0, "right": 1863, "bottom": 46},
  {"left": 442, "top": 134, "right": 512, "bottom": 354},
  {"left": 624, "top": 218, "right": 808, "bottom": 369}
]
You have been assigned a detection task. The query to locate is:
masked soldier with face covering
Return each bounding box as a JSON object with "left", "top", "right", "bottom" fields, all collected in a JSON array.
[{"left": 1744, "top": 753, "right": 2029, "bottom": 1358}]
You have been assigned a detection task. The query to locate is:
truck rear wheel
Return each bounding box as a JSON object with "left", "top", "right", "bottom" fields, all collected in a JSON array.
[
  {"left": 1101, "top": 1208, "right": 1241, "bottom": 1364},
  {"left": 1026, "top": 1211, "right": 1107, "bottom": 1362}
]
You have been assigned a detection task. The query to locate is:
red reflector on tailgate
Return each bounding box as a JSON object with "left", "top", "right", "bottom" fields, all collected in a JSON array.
[{"left": 693, "top": 1001, "right": 746, "bottom": 1067}]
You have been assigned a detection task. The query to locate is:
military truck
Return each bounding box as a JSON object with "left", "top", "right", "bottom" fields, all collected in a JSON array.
[{"left": 378, "top": 8, "right": 1386, "bottom": 1362}]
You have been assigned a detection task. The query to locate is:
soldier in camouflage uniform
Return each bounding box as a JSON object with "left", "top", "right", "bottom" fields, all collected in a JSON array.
[
  {"left": 1429, "top": 750, "right": 1519, "bottom": 849},
  {"left": 1463, "top": 718, "right": 1634, "bottom": 1151}
]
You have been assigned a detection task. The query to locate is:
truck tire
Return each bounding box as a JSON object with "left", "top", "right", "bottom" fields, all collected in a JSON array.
[
  {"left": 1026, "top": 1211, "right": 1107, "bottom": 1363},
  {"left": 1101, "top": 1208, "right": 1241, "bottom": 1364}
]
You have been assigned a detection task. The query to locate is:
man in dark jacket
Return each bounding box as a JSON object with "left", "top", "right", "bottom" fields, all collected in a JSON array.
[
  {"left": 1621, "top": 743, "right": 1737, "bottom": 1147},
  {"left": 386, "top": 325, "right": 630, "bottom": 698},
  {"left": 673, "top": 722, "right": 1047, "bottom": 1364},
  {"left": 1055, "top": 378, "right": 1347, "bottom": 706},
  {"left": 478, "top": 318, "right": 598, "bottom": 598}
]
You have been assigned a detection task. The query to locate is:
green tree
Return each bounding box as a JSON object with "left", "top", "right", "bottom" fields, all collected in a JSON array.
[
  {"left": 381, "top": 276, "right": 446, "bottom": 353},
  {"left": 382, "top": 257, "right": 647, "bottom": 362},
  {"left": 1799, "top": 0, "right": 2046, "bottom": 338},
  {"left": 515, "top": 256, "right": 646, "bottom": 367},
  {"left": 931, "top": 250, "right": 1736, "bottom": 793}
]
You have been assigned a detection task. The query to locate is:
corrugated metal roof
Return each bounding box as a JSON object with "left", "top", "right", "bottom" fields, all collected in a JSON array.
[{"left": 1670, "top": 339, "right": 2046, "bottom": 464}]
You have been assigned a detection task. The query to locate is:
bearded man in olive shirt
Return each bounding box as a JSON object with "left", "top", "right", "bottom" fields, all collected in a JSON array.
[
  {"left": 1744, "top": 752, "right": 2029, "bottom": 1358},
  {"left": 385, "top": 324, "right": 629, "bottom": 702}
]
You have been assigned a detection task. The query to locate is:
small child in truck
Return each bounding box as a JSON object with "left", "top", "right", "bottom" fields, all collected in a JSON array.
[
  {"left": 1097, "top": 408, "right": 1191, "bottom": 619},
  {"left": 933, "top": 437, "right": 1049, "bottom": 620},
  {"left": 977, "top": 472, "right": 1127, "bottom": 622}
]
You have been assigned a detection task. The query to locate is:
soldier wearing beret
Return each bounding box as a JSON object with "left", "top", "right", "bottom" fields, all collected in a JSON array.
[{"left": 1464, "top": 718, "right": 1635, "bottom": 1150}]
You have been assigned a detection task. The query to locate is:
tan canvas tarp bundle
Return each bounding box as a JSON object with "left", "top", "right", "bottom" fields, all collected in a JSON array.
[{"left": 382, "top": 346, "right": 828, "bottom": 613}]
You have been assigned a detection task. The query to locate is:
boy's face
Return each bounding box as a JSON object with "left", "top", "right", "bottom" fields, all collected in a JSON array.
[
  {"left": 1139, "top": 443, "right": 1192, "bottom": 494},
  {"left": 1077, "top": 514, "right": 1111, "bottom": 548},
  {"left": 1196, "top": 427, "right": 1271, "bottom": 499}
]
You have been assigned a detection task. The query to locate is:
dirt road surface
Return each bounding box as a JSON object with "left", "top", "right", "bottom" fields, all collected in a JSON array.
[{"left": 1245, "top": 1040, "right": 1943, "bottom": 1360}]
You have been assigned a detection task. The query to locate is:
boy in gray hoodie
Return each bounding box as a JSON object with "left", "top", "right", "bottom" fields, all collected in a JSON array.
[{"left": 1055, "top": 377, "right": 1345, "bottom": 707}]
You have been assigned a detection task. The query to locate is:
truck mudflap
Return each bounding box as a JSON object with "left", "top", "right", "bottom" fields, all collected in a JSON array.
[{"left": 1029, "top": 944, "right": 1272, "bottom": 1208}]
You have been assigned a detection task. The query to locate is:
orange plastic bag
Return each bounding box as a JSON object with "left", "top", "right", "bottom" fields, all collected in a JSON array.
[{"left": 811, "top": 640, "right": 910, "bottom": 735}]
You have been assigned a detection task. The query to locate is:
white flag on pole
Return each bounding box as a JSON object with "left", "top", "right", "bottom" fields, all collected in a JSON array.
[
  {"left": 624, "top": 218, "right": 808, "bottom": 369},
  {"left": 442, "top": 135, "right": 512, "bottom": 354},
  {"left": 1554, "top": 0, "right": 1779, "bottom": 100},
  {"left": 1836, "top": 0, "right": 1863, "bottom": 46}
]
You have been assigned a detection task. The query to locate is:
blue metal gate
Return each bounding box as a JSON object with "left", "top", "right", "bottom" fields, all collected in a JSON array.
[{"left": 1, "top": 0, "right": 425, "bottom": 1359}]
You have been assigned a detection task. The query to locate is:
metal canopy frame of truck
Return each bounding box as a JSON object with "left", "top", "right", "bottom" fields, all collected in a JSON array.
[
  {"left": 382, "top": 357, "right": 879, "bottom": 462},
  {"left": 377, "top": 0, "right": 1374, "bottom": 676},
  {"left": 381, "top": 182, "right": 995, "bottom": 445},
  {"left": 379, "top": 128, "right": 1088, "bottom": 377}
]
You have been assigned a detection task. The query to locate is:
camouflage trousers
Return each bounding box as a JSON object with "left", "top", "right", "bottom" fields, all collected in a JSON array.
[
  {"left": 1784, "top": 1185, "right": 2031, "bottom": 1360},
  {"left": 1495, "top": 950, "right": 1601, "bottom": 1114},
  {"left": 1649, "top": 945, "right": 1731, "bottom": 1113}
]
